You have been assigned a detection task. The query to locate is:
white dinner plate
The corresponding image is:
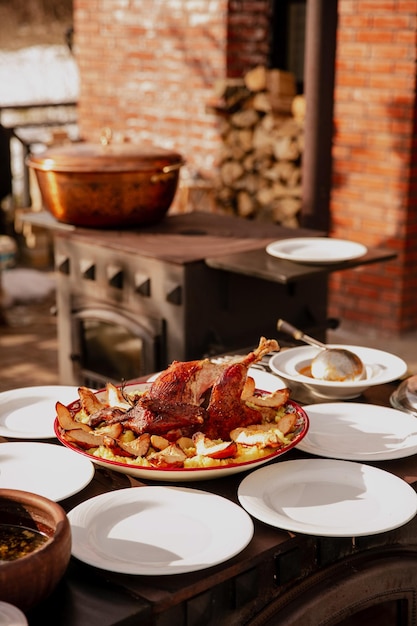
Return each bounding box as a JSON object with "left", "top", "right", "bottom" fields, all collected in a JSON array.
[
  {"left": 238, "top": 459, "right": 417, "bottom": 537},
  {"left": 68, "top": 486, "right": 254, "bottom": 574},
  {"left": 297, "top": 403, "right": 417, "bottom": 461},
  {"left": 0, "top": 442, "right": 94, "bottom": 501},
  {"left": 0, "top": 386, "right": 81, "bottom": 439},
  {"left": 266, "top": 237, "right": 367, "bottom": 264}
]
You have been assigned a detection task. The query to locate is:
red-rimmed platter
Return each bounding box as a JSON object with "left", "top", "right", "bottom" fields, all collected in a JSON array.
[{"left": 54, "top": 382, "right": 309, "bottom": 482}]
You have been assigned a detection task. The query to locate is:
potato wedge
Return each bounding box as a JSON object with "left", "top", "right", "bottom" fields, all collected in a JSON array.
[
  {"left": 117, "top": 433, "right": 151, "bottom": 457},
  {"left": 230, "top": 424, "right": 286, "bottom": 448},
  {"left": 65, "top": 428, "right": 105, "bottom": 449},
  {"left": 78, "top": 386, "right": 105, "bottom": 415},
  {"left": 193, "top": 432, "right": 238, "bottom": 459},
  {"left": 276, "top": 412, "right": 297, "bottom": 435},
  {"left": 148, "top": 443, "right": 187, "bottom": 468},
  {"left": 56, "top": 401, "right": 91, "bottom": 432}
]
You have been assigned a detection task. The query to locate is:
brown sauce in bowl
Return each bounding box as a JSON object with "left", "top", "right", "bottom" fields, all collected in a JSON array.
[
  {"left": 0, "top": 524, "right": 49, "bottom": 562},
  {"left": 298, "top": 365, "right": 313, "bottom": 377}
]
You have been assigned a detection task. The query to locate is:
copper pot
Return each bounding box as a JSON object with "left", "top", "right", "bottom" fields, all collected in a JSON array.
[{"left": 27, "top": 137, "right": 184, "bottom": 228}]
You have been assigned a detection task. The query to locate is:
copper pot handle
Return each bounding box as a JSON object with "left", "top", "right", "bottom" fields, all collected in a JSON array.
[{"left": 151, "top": 161, "right": 185, "bottom": 183}]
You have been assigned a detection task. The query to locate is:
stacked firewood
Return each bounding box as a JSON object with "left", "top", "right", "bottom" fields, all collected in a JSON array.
[{"left": 211, "top": 66, "right": 305, "bottom": 227}]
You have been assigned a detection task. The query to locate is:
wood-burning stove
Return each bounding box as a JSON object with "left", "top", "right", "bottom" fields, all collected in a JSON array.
[{"left": 48, "top": 211, "right": 332, "bottom": 387}]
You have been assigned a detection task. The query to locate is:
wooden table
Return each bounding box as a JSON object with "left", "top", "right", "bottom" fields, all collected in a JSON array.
[{"left": 22, "top": 379, "right": 417, "bottom": 626}]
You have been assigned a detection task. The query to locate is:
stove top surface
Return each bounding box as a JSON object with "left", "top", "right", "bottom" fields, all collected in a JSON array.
[{"left": 48, "top": 211, "right": 323, "bottom": 264}]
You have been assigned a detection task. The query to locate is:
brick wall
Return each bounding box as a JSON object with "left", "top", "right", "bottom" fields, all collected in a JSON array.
[
  {"left": 74, "top": 0, "right": 271, "bottom": 177},
  {"left": 226, "top": 0, "right": 272, "bottom": 77},
  {"left": 73, "top": 0, "right": 417, "bottom": 337},
  {"left": 328, "top": 0, "right": 417, "bottom": 335}
]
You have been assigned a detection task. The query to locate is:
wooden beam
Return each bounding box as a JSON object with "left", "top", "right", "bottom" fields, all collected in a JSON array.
[{"left": 300, "top": 0, "right": 338, "bottom": 232}]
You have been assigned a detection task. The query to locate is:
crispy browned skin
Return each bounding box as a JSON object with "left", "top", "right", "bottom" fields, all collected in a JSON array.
[
  {"left": 89, "top": 406, "right": 126, "bottom": 427},
  {"left": 69, "top": 337, "right": 282, "bottom": 440},
  {"left": 204, "top": 362, "right": 262, "bottom": 439},
  {"left": 122, "top": 396, "right": 205, "bottom": 437},
  {"left": 148, "top": 336, "right": 278, "bottom": 407},
  {"left": 123, "top": 336, "right": 279, "bottom": 438},
  {"left": 148, "top": 359, "right": 225, "bottom": 405}
]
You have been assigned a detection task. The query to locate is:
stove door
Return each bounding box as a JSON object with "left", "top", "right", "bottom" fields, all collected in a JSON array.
[{"left": 70, "top": 307, "right": 165, "bottom": 388}]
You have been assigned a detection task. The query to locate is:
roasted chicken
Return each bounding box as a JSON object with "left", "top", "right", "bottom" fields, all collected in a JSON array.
[
  {"left": 74, "top": 336, "right": 279, "bottom": 438},
  {"left": 55, "top": 337, "right": 300, "bottom": 468}
]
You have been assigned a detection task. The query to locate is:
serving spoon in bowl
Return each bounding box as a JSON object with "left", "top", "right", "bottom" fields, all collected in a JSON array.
[{"left": 277, "top": 319, "right": 366, "bottom": 382}]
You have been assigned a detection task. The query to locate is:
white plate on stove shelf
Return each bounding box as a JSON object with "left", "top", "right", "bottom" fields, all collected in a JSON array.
[
  {"left": 266, "top": 237, "right": 367, "bottom": 264},
  {"left": 297, "top": 403, "right": 417, "bottom": 461},
  {"left": 0, "top": 442, "right": 94, "bottom": 501},
  {"left": 238, "top": 459, "right": 417, "bottom": 537},
  {"left": 68, "top": 486, "right": 254, "bottom": 574},
  {"left": 0, "top": 386, "right": 81, "bottom": 439}
]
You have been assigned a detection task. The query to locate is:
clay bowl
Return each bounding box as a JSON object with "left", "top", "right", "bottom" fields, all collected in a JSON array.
[{"left": 0, "top": 489, "right": 71, "bottom": 612}]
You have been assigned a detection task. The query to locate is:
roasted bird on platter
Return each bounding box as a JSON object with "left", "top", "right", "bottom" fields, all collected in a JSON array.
[{"left": 55, "top": 337, "right": 307, "bottom": 470}]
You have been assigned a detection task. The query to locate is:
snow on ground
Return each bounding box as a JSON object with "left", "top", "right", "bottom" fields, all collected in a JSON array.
[{"left": 0, "top": 45, "right": 79, "bottom": 106}]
